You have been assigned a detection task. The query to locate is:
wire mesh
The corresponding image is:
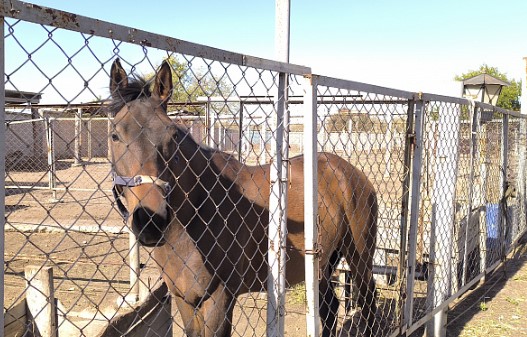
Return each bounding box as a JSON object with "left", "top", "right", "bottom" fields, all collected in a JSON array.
[
  {"left": 2, "top": 4, "right": 527, "bottom": 337},
  {"left": 4, "top": 14, "right": 301, "bottom": 337},
  {"left": 313, "top": 79, "right": 412, "bottom": 336}
]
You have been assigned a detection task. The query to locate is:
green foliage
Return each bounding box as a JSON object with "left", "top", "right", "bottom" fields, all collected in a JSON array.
[
  {"left": 455, "top": 64, "right": 521, "bottom": 111},
  {"left": 479, "top": 301, "right": 488, "bottom": 311},
  {"left": 151, "top": 56, "right": 234, "bottom": 115}
]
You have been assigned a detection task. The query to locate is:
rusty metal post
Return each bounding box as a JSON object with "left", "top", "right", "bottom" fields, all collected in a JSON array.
[{"left": 0, "top": 16, "right": 5, "bottom": 336}]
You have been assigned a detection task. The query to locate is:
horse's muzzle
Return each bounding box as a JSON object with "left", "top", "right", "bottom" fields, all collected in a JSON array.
[{"left": 132, "top": 206, "right": 169, "bottom": 247}]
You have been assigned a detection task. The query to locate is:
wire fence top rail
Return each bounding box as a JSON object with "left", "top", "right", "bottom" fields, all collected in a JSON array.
[{"left": 0, "top": 0, "right": 310, "bottom": 75}]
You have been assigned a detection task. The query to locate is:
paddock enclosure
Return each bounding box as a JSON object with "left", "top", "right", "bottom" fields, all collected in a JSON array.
[{"left": 2, "top": 2, "right": 527, "bottom": 337}]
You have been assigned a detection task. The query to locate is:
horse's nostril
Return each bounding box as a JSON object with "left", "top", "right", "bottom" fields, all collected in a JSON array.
[{"left": 132, "top": 207, "right": 168, "bottom": 246}]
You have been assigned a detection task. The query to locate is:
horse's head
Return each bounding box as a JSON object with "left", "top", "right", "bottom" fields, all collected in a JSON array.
[{"left": 109, "top": 58, "right": 179, "bottom": 247}]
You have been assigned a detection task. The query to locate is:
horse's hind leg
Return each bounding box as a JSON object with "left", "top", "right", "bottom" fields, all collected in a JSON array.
[
  {"left": 319, "top": 251, "right": 340, "bottom": 337},
  {"left": 347, "top": 251, "right": 377, "bottom": 337}
]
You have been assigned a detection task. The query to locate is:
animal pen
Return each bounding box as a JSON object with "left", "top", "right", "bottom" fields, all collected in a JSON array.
[{"left": 2, "top": 2, "right": 527, "bottom": 337}]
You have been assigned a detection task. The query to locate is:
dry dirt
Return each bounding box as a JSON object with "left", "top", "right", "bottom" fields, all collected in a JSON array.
[
  {"left": 5, "top": 159, "right": 527, "bottom": 336},
  {"left": 445, "top": 240, "right": 527, "bottom": 337}
]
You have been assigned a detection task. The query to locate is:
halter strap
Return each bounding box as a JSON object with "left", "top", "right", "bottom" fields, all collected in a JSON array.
[
  {"left": 112, "top": 174, "right": 170, "bottom": 193},
  {"left": 112, "top": 173, "right": 171, "bottom": 220}
]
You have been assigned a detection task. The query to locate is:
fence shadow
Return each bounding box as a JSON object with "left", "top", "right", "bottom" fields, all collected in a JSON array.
[
  {"left": 403, "top": 233, "right": 527, "bottom": 337},
  {"left": 444, "top": 234, "right": 527, "bottom": 336}
]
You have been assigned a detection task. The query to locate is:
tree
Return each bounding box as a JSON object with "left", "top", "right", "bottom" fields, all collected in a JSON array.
[
  {"left": 154, "top": 56, "right": 234, "bottom": 115},
  {"left": 455, "top": 64, "right": 521, "bottom": 111}
]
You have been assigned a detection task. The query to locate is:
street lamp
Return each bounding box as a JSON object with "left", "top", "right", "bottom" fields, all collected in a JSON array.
[
  {"left": 461, "top": 73, "right": 509, "bottom": 123},
  {"left": 461, "top": 73, "right": 509, "bottom": 106}
]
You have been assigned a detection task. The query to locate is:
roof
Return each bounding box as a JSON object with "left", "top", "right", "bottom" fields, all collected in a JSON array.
[
  {"left": 462, "top": 74, "right": 510, "bottom": 87},
  {"left": 5, "top": 90, "right": 43, "bottom": 104}
]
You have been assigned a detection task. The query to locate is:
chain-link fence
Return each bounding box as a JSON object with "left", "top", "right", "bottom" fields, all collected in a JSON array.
[{"left": 2, "top": 2, "right": 527, "bottom": 337}]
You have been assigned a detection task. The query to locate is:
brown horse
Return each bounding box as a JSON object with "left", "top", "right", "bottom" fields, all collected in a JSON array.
[{"left": 109, "top": 58, "right": 378, "bottom": 337}]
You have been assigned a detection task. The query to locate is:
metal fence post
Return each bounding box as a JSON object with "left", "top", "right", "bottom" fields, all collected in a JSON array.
[
  {"left": 478, "top": 106, "right": 489, "bottom": 274},
  {"left": 518, "top": 118, "right": 527, "bottom": 239},
  {"left": 74, "top": 107, "right": 82, "bottom": 166},
  {"left": 238, "top": 101, "right": 244, "bottom": 161},
  {"left": 267, "top": 71, "right": 289, "bottom": 337},
  {"left": 45, "top": 117, "right": 58, "bottom": 202},
  {"left": 205, "top": 100, "right": 213, "bottom": 147},
  {"left": 303, "top": 74, "right": 319, "bottom": 337},
  {"left": 461, "top": 102, "right": 477, "bottom": 290},
  {"left": 403, "top": 97, "right": 425, "bottom": 330},
  {"left": 500, "top": 113, "right": 509, "bottom": 257},
  {"left": 396, "top": 99, "right": 415, "bottom": 326},
  {"left": 427, "top": 101, "right": 461, "bottom": 337},
  {"left": 87, "top": 118, "right": 92, "bottom": 161},
  {"left": 0, "top": 16, "right": 6, "bottom": 336}
]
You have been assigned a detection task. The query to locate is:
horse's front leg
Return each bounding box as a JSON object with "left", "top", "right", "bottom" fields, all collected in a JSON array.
[
  {"left": 174, "top": 283, "right": 235, "bottom": 337},
  {"left": 174, "top": 296, "right": 205, "bottom": 337},
  {"left": 200, "top": 282, "right": 235, "bottom": 337}
]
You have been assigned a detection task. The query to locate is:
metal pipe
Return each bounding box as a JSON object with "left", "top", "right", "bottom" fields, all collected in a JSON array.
[
  {"left": 403, "top": 98, "right": 425, "bottom": 328},
  {"left": 428, "top": 101, "right": 461, "bottom": 337},
  {"left": 500, "top": 114, "right": 509, "bottom": 258},
  {"left": 268, "top": 1, "right": 291, "bottom": 331},
  {"left": 303, "top": 74, "right": 320, "bottom": 337},
  {"left": 238, "top": 102, "right": 244, "bottom": 161},
  {"left": 266, "top": 71, "right": 288, "bottom": 337},
  {"left": 74, "top": 107, "right": 82, "bottom": 166},
  {"left": 87, "top": 118, "right": 92, "bottom": 161},
  {"left": 0, "top": 16, "right": 6, "bottom": 336},
  {"left": 461, "top": 102, "right": 477, "bottom": 290},
  {"left": 275, "top": 0, "right": 290, "bottom": 63},
  {"left": 396, "top": 99, "right": 415, "bottom": 326},
  {"left": 45, "top": 117, "right": 58, "bottom": 201}
]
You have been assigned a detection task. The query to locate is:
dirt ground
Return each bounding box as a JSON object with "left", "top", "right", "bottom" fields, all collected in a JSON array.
[
  {"left": 444, "top": 239, "right": 527, "bottom": 337},
  {"left": 5, "top": 158, "right": 527, "bottom": 336},
  {"left": 6, "top": 222, "right": 527, "bottom": 337}
]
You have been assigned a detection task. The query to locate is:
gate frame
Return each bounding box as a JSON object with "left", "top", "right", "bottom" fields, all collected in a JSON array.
[{"left": 2, "top": 2, "right": 527, "bottom": 337}]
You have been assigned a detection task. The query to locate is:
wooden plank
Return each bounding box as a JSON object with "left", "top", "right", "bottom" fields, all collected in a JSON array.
[
  {"left": 4, "top": 299, "right": 27, "bottom": 337},
  {"left": 25, "top": 265, "right": 58, "bottom": 337}
]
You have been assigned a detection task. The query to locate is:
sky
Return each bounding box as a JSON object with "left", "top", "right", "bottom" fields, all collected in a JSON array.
[{"left": 8, "top": 0, "right": 527, "bottom": 100}]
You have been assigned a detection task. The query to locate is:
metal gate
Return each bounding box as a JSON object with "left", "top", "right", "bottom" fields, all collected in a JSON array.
[{"left": 2, "top": 2, "right": 526, "bottom": 337}]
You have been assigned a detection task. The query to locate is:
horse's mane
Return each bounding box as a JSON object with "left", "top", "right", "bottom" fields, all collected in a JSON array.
[{"left": 108, "top": 75, "right": 151, "bottom": 116}]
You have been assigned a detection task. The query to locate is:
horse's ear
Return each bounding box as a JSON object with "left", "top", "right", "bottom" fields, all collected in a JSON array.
[
  {"left": 153, "top": 61, "right": 173, "bottom": 110},
  {"left": 110, "top": 58, "right": 128, "bottom": 98}
]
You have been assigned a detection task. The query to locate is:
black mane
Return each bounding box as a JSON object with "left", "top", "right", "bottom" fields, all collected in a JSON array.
[{"left": 108, "top": 75, "right": 151, "bottom": 116}]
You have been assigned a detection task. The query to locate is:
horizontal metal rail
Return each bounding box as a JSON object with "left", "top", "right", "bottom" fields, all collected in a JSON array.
[
  {"left": 0, "top": 0, "right": 310, "bottom": 75},
  {"left": 316, "top": 75, "right": 416, "bottom": 100},
  {"left": 5, "top": 185, "right": 112, "bottom": 193}
]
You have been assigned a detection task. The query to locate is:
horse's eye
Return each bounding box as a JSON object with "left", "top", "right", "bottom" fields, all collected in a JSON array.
[{"left": 111, "top": 133, "right": 120, "bottom": 142}]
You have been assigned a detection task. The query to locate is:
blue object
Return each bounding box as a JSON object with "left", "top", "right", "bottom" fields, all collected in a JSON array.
[{"left": 486, "top": 203, "right": 499, "bottom": 239}]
